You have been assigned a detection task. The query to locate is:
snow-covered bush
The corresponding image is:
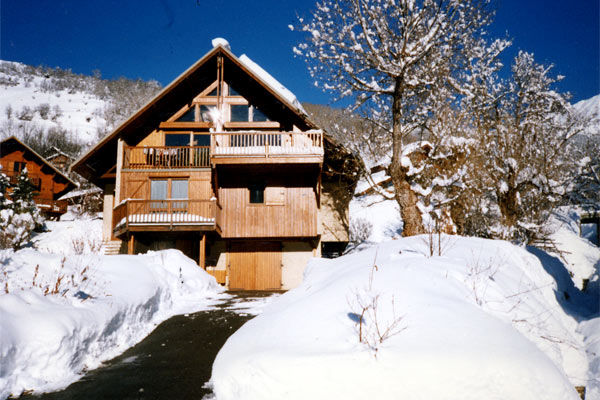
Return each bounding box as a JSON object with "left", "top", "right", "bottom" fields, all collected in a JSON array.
[
  {"left": 0, "top": 169, "right": 44, "bottom": 250},
  {"left": 349, "top": 217, "right": 373, "bottom": 245}
]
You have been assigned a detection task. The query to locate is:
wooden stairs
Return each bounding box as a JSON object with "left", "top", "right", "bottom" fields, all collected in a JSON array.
[{"left": 102, "top": 240, "right": 123, "bottom": 255}]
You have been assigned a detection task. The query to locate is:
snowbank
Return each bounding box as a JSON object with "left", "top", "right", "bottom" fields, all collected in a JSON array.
[
  {"left": 0, "top": 248, "right": 225, "bottom": 398},
  {"left": 209, "top": 236, "right": 584, "bottom": 400}
]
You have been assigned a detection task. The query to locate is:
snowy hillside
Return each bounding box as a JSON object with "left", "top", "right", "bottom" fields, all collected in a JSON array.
[
  {"left": 0, "top": 60, "right": 160, "bottom": 152},
  {"left": 209, "top": 236, "right": 593, "bottom": 400},
  {"left": 0, "top": 61, "right": 108, "bottom": 146},
  {"left": 574, "top": 94, "right": 600, "bottom": 136}
]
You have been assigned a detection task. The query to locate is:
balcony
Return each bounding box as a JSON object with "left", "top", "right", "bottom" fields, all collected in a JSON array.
[
  {"left": 112, "top": 199, "right": 220, "bottom": 237},
  {"left": 210, "top": 130, "right": 323, "bottom": 164},
  {"left": 123, "top": 146, "right": 210, "bottom": 169},
  {"left": 122, "top": 131, "right": 323, "bottom": 170}
]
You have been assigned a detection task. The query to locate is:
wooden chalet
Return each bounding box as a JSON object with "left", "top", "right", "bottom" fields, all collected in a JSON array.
[
  {"left": 0, "top": 136, "right": 77, "bottom": 217},
  {"left": 71, "top": 39, "right": 358, "bottom": 290}
]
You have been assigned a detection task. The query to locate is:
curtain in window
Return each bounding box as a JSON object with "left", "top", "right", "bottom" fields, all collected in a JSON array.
[{"left": 151, "top": 180, "right": 168, "bottom": 200}]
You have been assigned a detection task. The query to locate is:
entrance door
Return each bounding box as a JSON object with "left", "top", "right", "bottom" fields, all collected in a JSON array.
[{"left": 229, "top": 241, "right": 281, "bottom": 290}]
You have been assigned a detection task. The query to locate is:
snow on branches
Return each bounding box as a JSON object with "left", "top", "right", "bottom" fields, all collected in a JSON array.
[{"left": 295, "top": 0, "right": 509, "bottom": 236}]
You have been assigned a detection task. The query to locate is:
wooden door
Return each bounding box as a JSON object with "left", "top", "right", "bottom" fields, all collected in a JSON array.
[{"left": 229, "top": 241, "right": 281, "bottom": 290}]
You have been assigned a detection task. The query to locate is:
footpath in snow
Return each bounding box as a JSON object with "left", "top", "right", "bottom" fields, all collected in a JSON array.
[
  {"left": 209, "top": 234, "right": 598, "bottom": 400},
  {"left": 0, "top": 217, "right": 226, "bottom": 399}
]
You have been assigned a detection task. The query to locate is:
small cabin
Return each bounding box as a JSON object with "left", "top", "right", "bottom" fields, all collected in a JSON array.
[
  {"left": 71, "top": 39, "right": 359, "bottom": 290},
  {"left": 0, "top": 136, "right": 77, "bottom": 217}
]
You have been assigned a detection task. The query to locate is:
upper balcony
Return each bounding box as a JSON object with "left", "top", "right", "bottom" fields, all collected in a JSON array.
[
  {"left": 121, "top": 131, "right": 323, "bottom": 170},
  {"left": 210, "top": 130, "right": 323, "bottom": 165}
]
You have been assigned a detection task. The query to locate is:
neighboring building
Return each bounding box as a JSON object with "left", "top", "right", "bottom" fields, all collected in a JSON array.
[
  {"left": 0, "top": 136, "right": 77, "bottom": 217},
  {"left": 45, "top": 146, "right": 75, "bottom": 172},
  {"left": 71, "top": 40, "right": 359, "bottom": 290}
]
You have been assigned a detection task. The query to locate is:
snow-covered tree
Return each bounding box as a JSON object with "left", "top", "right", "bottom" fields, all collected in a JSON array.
[
  {"left": 464, "top": 51, "right": 586, "bottom": 242},
  {"left": 294, "top": 0, "right": 509, "bottom": 236},
  {"left": 0, "top": 168, "right": 44, "bottom": 250}
]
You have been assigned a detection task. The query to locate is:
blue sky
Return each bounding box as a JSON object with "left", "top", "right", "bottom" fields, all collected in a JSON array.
[{"left": 1, "top": 0, "right": 598, "bottom": 104}]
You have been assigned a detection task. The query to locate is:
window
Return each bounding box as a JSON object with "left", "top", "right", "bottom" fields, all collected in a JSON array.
[
  {"left": 176, "top": 107, "right": 196, "bottom": 122},
  {"left": 13, "top": 162, "right": 26, "bottom": 172},
  {"left": 150, "top": 179, "right": 189, "bottom": 212},
  {"left": 249, "top": 184, "right": 265, "bottom": 204},
  {"left": 230, "top": 105, "right": 249, "bottom": 122},
  {"left": 193, "top": 134, "right": 210, "bottom": 146},
  {"left": 150, "top": 179, "right": 168, "bottom": 200},
  {"left": 228, "top": 85, "right": 240, "bottom": 96},
  {"left": 252, "top": 106, "right": 269, "bottom": 122},
  {"left": 165, "top": 134, "right": 190, "bottom": 146},
  {"left": 199, "top": 105, "right": 216, "bottom": 122},
  {"left": 208, "top": 87, "right": 218, "bottom": 96},
  {"left": 170, "top": 180, "right": 188, "bottom": 199}
]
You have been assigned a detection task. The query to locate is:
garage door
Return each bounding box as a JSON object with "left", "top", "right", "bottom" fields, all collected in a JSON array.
[{"left": 228, "top": 241, "right": 281, "bottom": 290}]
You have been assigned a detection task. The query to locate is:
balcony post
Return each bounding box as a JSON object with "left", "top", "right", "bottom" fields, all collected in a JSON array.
[
  {"left": 199, "top": 233, "right": 206, "bottom": 269},
  {"left": 128, "top": 233, "right": 135, "bottom": 255},
  {"left": 115, "top": 138, "right": 124, "bottom": 204}
]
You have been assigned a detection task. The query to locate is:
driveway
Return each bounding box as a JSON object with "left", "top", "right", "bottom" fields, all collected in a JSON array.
[{"left": 20, "top": 292, "right": 280, "bottom": 400}]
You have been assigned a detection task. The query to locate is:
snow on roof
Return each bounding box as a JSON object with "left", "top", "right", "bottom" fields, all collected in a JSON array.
[
  {"left": 212, "top": 37, "right": 231, "bottom": 50},
  {"left": 238, "top": 54, "right": 308, "bottom": 117}
]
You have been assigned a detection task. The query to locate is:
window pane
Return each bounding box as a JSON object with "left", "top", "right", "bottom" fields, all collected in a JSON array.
[
  {"left": 253, "top": 106, "right": 269, "bottom": 122},
  {"left": 171, "top": 180, "right": 188, "bottom": 199},
  {"left": 228, "top": 85, "right": 240, "bottom": 96},
  {"left": 176, "top": 107, "right": 196, "bottom": 122},
  {"left": 230, "top": 105, "right": 249, "bottom": 122},
  {"left": 165, "top": 134, "right": 190, "bottom": 146},
  {"left": 200, "top": 105, "right": 216, "bottom": 122},
  {"left": 208, "top": 87, "right": 218, "bottom": 96},
  {"left": 193, "top": 134, "right": 210, "bottom": 146},
  {"left": 249, "top": 184, "right": 264, "bottom": 204},
  {"left": 151, "top": 180, "right": 168, "bottom": 200}
]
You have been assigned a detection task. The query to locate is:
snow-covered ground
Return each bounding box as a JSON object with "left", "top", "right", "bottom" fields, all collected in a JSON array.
[
  {"left": 0, "top": 219, "right": 227, "bottom": 399},
  {"left": 209, "top": 235, "right": 595, "bottom": 400}
]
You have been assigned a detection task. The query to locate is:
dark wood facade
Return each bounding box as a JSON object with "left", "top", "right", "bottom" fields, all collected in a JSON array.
[
  {"left": 72, "top": 43, "right": 355, "bottom": 290},
  {"left": 1, "top": 136, "right": 76, "bottom": 216}
]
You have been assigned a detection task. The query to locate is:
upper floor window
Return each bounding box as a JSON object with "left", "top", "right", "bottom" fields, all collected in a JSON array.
[
  {"left": 231, "top": 105, "right": 250, "bottom": 122},
  {"left": 13, "top": 162, "right": 26, "bottom": 172},
  {"left": 176, "top": 108, "right": 196, "bottom": 122},
  {"left": 165, "top": 133, "right": 190, "bottom": 147}
]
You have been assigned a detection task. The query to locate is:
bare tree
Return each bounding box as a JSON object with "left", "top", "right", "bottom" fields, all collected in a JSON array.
[{"left": 294, "top": 0, "right": 509, "bottom": 236}]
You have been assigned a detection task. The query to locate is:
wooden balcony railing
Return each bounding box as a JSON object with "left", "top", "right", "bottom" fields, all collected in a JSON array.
[
  {"left": 35, "top": 198, "right": 68, "bottom": 214},
  {"left": 123, "top": 146, "right": 210, "bottom": 169},
  {"left": 113, "top": 199, "right": 218, "bottom": 234},
  {"left": 211, "top": 131, "right": 323, "bottom": 158}
]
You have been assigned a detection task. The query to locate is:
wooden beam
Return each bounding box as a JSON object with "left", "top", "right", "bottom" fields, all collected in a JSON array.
[
  {"left": 159, "top": 121, "right": 211, "bottom": 129},
  {"left": 199, "top": 233, "right": 206, "bottom": 269},
  {"left": 223, "top": 121, "right": 280, "bottom": 129},
  {"left": 128, "top": 233, "right": 135, "bottom": 255}
]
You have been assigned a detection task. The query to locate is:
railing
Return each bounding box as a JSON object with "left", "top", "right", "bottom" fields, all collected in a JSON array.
[
  {"left": 123, "top": 146, "right": 210, "bottom": 169},
  {"left": 113, "top": 199, "right": 217, "bottom": 233},
  {"left": 211, "top": 131, "right": 323, "bottom": 157},
  {"left": 35, "top": 198, "right": 68, "bottom": 214}
]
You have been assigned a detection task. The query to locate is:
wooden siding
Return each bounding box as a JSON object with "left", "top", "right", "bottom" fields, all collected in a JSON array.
[
  {"left": 228, "top": 241, "right": 281, "bottom": 290},
  {"left": 217, "top": 166, "right": 319, "bottom": 238},
  {"left": 0, "top": 149, "right": 71, "bottom": 208}
]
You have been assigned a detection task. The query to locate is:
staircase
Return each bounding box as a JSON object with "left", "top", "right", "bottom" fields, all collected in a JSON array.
[{"left": 102, "top": 240, "right": 123, "bottom": 255}]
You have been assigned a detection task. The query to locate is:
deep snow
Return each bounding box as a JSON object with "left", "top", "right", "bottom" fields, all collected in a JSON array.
[
  {"left": 0, "top": 219, "right": 226, "bottom": 399},
  {"left": 209, "top": 234, "right": 597, "bottom": 400}
]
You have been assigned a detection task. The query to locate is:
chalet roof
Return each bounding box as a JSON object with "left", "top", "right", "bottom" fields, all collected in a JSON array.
[
  {"left": 0, "top": 136, "right": 78, "bottom": 193},
  {"left": 45, "top": 146, "right": 75, "bottom": 162},
  {"left": 70, "top": 42, "right": 324, "bottom": 186}
]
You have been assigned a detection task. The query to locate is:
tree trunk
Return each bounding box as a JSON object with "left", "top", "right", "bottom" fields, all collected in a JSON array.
[{"left": 389, "top": 76, "right": 424, "bottom": 237}]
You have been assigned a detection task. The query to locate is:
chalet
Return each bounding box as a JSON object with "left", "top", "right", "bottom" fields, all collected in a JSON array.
[
  {"left": 45, "top": 146, "right": 75, "bottom": 172},
  {"left": 71, "top": 39, "right": 359, "bottom": 290},
  {"left": 0, "top": 136, "right": 77, "bottom": 217}
]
